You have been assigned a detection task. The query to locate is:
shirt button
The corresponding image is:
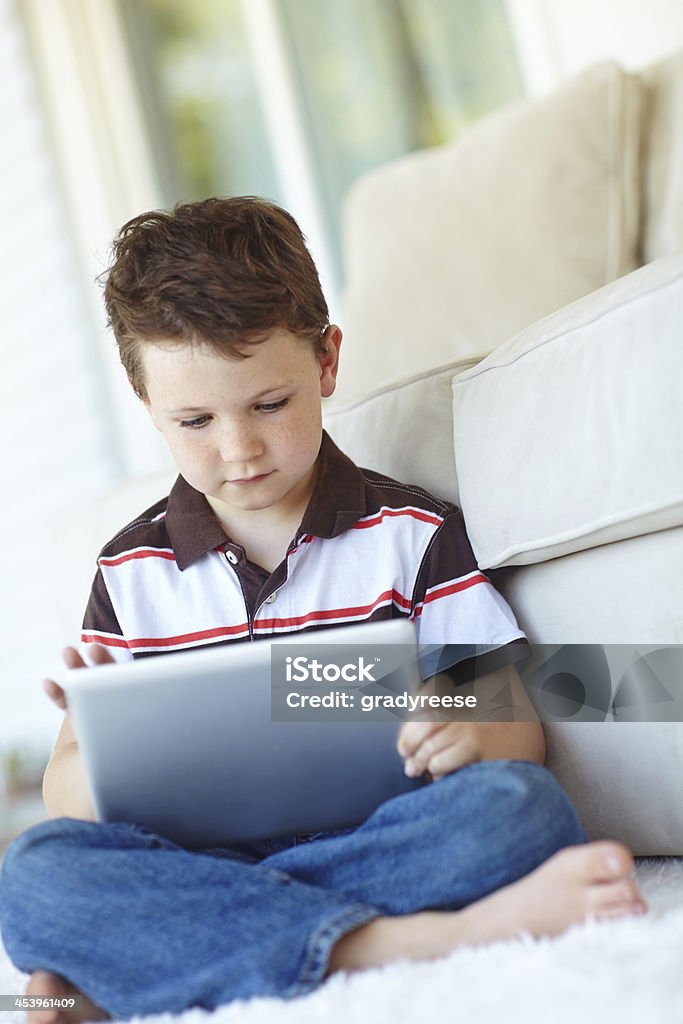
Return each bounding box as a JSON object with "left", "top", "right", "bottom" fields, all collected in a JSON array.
[
  {"left": 265, "top": 591, "right": 277, "bottom": 603},
  {"left": 225, "top": 550, "right": 239, "bottom": 565}
]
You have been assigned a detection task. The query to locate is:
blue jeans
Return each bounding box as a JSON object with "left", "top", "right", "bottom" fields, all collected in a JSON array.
[{"left": 0, "top": 761, "right": 586, "bottom": 1019}]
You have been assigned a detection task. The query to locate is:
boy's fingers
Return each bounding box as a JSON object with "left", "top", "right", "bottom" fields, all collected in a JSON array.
[
  {"left": 418, "top": 743, "right": 476, "bottom": 781},
  {"left": 62, "top": 646, "right": 86, "bottom": 669},
  {"left": 402, "top": 724, "right": 483, "bottom": 779},
  {"left": 48, "top": 643, "right": 114, "bottom": 713},
  {"left": 427, "top": 730, "right": 482, "bottom": 780},
  {"left": 397, "top": 720, "right": 443, "bottom": 758},
  {"left": 90, "top": 643, "right": 115, "bottom": 665},
  {"left": 63, "top": 644, "right": 115, "bottom": 669},
  {"left": 43, "top": 678, "right": 68, "bottom": 711},
  {"left": 405, "top": 726, "right": 462, "bottom": 776}
]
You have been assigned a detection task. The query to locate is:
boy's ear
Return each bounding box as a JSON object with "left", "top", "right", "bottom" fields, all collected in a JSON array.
[{"left": 319, "top": 325, "right": 342, "bottom": 399}]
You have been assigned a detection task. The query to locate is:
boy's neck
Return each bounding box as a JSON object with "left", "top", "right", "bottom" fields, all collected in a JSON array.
[
  {"left": 213, "top": 507, "right": 302, "bottom": 574},
  {"left": 205, "top": 465, "right": 318, "bottom": 574}
]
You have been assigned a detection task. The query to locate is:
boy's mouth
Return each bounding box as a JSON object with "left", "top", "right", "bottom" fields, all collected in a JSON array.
[{"left": 227, "top": 472, "right": 272, "bottom": 486}]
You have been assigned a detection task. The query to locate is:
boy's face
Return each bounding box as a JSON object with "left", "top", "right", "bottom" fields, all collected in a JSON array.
[{"left": 141, "top": 327, "right": 341, "bottom": 525}]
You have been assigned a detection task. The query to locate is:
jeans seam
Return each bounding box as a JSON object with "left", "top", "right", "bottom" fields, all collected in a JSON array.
[{"left": 285, "top": 904, "right": 382, "bottom": 997}]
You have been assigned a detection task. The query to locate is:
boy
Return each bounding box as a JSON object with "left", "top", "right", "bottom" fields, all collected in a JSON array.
[{"left": 0, "top": 198, "right": 645, "bottom": 1022}]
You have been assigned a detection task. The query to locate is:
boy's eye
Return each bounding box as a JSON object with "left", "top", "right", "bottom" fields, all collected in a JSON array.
[
  {"left": 179, "top": 415, "right": 211, "bottom": 429},
  {"left": 256, "top": 398, "right": 288, "bottom": 413}
]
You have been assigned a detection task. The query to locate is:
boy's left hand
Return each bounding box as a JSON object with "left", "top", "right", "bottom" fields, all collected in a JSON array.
[{"left": 397, "top": 720, "right": 482, "bottom": 781}]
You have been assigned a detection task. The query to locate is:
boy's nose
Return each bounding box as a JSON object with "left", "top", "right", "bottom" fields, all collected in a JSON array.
[{"left": 218, "top": 424, "right": 263, "bottom": 464}]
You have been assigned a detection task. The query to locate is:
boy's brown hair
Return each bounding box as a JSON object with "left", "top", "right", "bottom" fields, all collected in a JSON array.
[{"left": 102, "top": 196, "right": 330, "bottom": 399}]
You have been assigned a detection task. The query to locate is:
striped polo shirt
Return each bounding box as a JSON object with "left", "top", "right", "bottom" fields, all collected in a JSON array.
[{"left": 82, "top": 432, "right": 526, "bottom": 678}]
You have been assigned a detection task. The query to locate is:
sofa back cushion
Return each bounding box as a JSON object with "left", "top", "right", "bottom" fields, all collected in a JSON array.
[
  {"left": 337, "top": 60, "right": 643, "bottom": 403},
  {"left": 324, "top": 359, "right": 478, "bottom": 504},
  {"left": 641, "top": 51, "right": 683, "bottom": 262},
  {"left": 492, "top": 527, "right": 683, "bottom": 855},
  {"left": 451, "top": 251, "right": 683, "bottom": 569}
]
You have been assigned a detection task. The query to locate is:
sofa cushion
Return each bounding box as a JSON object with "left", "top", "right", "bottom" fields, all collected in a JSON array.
[
  {"left": 641, "top": 50, "right": 683, "bottom": 262},
  {"left": 337, "top": 60, "right": 643, "bottom": 403},
  {"left": 451, "top": 252, "right": 683, "bottom": 569},
  {"left": 324, "top": 359, "right": 478, "bottom": 504},
  {"left": 547, "top": 720, "right": 683, "bottom": 856},
  {"left": 491, "top": 527, "right": 683, "bottom": 647},
  {"left": 494, "top": 526, "right": 683, "bottom": 856}
]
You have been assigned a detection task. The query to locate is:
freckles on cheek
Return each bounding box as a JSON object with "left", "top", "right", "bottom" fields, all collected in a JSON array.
[{"left": 167, "top": 433, "right": 205, "bottom": 469}]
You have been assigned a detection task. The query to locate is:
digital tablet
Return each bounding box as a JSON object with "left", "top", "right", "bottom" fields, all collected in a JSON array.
[{"left": 61, "top": 618, "right": 427, "bottom": 848}]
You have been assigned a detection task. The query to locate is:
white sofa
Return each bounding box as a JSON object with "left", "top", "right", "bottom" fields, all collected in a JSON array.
[
  {"left": 325, "top": 54, "right": 683, "bottom": 855},
  {"left": 51, "top": 54, "right": 683, "bottom": 856}
]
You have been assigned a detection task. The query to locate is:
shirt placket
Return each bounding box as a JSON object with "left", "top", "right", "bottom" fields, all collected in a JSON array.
[
  {"left": 221, "top": 546, "right": 264, "bottom": 641},
  {"left": 253, "top": 536, "right": 308, "bottom": 633}
]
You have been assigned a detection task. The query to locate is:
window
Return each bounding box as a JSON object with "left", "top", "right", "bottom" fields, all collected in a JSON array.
[
  {"left": 118, "top": 0, "right": 280, "bottom": 207},
  {"left": 280, "top": 0, "right": 523, "bottom": 266},
  {"left": 119, "top": 0, "right": 523, "bottom": 288},
  {"left": 0, "top": 0, "right": 121, "bottom": 758}
]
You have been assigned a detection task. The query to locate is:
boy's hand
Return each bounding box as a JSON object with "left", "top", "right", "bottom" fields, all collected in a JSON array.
[
  {"left": 42, "top": 645, "right": 113, "bottom": 822},
  {"left": 396, "top": 666, "right": 545, "bottom": 777},
  {"left": 397, "top": 720, "right": 482, "bottom": 781},
  {"left": 43, "top": 644, "right": 115, "bottom": 713}
]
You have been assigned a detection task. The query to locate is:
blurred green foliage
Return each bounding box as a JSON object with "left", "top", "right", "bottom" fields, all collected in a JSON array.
[{"left": 1, "top": 744, "right": 47, "bottom": 797}]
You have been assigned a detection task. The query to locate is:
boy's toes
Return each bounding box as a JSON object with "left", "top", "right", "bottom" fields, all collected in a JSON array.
[
  {"left": 26, "top": 972, "right": 65, "bottom": 1024},
  {"left": 574, "top": 840, "right": 635, "bottom": 882},
  {"left": 588, "top": 877, "right": 645, "bottom": 913},
  {"left": 598, "top": 900, "right": 648, "bottom": 920},
  {"left": 25, "top": 970, "right": 109, "bottom": 1024}
]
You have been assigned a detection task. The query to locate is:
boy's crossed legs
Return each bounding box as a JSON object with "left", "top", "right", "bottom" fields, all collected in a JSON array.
[{"left": 0, "top": 761, "right": 645, "bottom": 1021}]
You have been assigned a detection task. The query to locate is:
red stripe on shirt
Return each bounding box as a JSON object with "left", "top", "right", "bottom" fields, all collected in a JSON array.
[
  {"left": 99, "top": 548, "right": 176, "bottom": 567},
  {"left": 83, "top": 590, "right": 415, "bottom": 650},
  {"left": 80, "top": 632, "right": 130, "bottom": 649},
  {"left": 254, "top": 588, "right": 411, "bottom": 630},
  {"left": 412, "top": 572, "right": 489, "bottom": 618},
  {"left": 83, "top": 622, "right": 251, "bottom": 651},
  {"left": 127, "top": 623, "right": 251, "bottom": 649},
  {"left": 353, "top": 507, "right": 443, "bottom": 530},
  {"left": 424, "top": 572, "right": 489, "bottom": 603}
]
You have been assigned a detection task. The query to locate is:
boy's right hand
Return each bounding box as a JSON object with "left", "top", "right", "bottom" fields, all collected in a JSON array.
[
  {"left": 42, "top": 645, "right": 114, "bottom": 821},
  {"left": 43, "top": 644, "right": 116, "bottom": 713}
]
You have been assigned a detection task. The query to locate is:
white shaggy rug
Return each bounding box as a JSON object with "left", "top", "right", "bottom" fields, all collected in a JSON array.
[{"left": 1, "top": 860, "right": 682, "bottom": 1024}]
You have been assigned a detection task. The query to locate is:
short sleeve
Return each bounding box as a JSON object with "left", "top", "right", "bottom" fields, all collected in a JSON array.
[
  {"left": 410, "top": 507, "right": 528, "bottom": 681},
  {"left": 80, "top": 567, "right": 134, "bottom": 665}
]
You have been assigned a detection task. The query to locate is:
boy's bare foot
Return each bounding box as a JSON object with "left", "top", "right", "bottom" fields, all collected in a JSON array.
[
  {"left": 327, "top": 841, "right": 647, "bottom": 975},
  {"left": 25, "top": 971, "right": 109, "bottom": 1024}
]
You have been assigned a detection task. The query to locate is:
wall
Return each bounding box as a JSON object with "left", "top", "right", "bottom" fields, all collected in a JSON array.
[{"left": 506, "top": 0, "right": 683, "bottom": 95}]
